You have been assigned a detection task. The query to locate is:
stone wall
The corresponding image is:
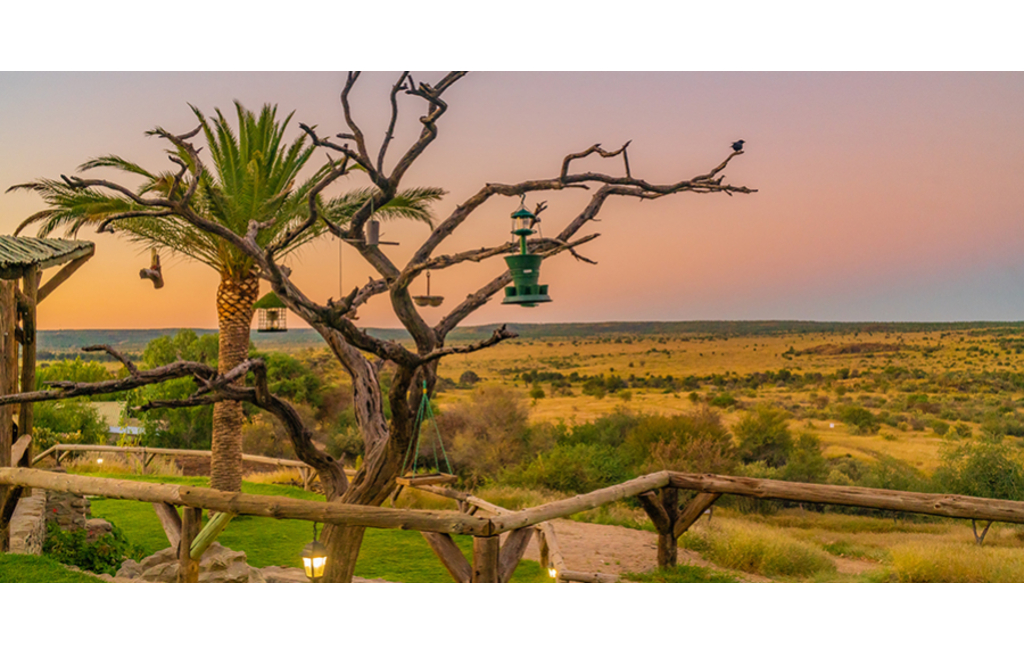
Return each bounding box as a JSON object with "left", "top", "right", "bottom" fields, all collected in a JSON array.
[
  {"left": 45, "top": 488, "right": 90, "bottom": 530},
  {"left": 8, "top": 488, "right": 47, "bottom": 554}
]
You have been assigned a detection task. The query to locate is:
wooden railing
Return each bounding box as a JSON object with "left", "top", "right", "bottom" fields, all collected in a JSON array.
[
  {"left": 32, "top": 443, "right": 355, "bottom": 491},
  {"left": 6, "top": 465, "right": 1024, "bottom": 582}
]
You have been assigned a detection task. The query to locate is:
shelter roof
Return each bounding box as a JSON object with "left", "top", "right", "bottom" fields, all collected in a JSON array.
[{"left": 0, "top": 236, "right": 95, "bottom": 280}]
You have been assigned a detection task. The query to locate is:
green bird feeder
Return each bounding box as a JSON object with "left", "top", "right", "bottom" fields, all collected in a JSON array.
[
  {"left": 254, "top": 291, "right": 287, "bottom": 332},
  {"left": 503, "top": 201, "right": 551, "bottom": 307}
]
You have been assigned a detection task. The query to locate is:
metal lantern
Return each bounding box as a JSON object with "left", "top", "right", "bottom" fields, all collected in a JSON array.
[
  {"left": 502, "top": 200, "right": 551, "bottom": 307},
  {"left": 301, "top": 531, "right": 328, "bottom": 582},
  {"left": 254, "top": 291, "right": 287, "bottom": 333}
]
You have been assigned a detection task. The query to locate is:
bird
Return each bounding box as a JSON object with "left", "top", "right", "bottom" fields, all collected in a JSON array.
[{"left": 731, "top": 140, "right": 745, "bottom": 152}]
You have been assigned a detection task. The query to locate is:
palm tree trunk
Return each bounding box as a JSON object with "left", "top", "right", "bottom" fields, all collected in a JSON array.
[{"left": 210, "top": 271, "right": 259, "bottom": 492}]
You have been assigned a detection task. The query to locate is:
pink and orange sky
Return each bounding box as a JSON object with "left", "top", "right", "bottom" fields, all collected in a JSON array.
[{"left": 2, "top": 72, "right": 1023, "bottom": 330}]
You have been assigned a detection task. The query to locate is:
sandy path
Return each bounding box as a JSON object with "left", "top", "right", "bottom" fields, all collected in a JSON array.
[{"left": 519, "top": 518, "right": 769, "bottom": 582}]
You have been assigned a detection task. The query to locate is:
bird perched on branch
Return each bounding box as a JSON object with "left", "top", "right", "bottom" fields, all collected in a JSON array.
[
  {"left": 731, "top": 140, "right": 745, "bottom": 152},
  {"left": 139, "top": 248, "right": 164, "bottom": 289}
]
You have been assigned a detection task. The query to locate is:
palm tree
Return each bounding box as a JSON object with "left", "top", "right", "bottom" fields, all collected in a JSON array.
[{"left": 10, "top": 102, "right": 442, "bottom": 492}]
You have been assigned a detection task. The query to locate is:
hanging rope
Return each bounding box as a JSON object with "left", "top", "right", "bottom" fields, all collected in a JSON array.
[{"left": 400, "top": 381, "right": 453, "bottom": 478}]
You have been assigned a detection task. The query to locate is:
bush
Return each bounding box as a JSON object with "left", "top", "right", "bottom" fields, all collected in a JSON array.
[
  {"left": 708, "top": 392, "right": 738, "bottom": 408},
  {"left": 32, "top": 400, "right": 107, "bottom": 451},
  {"left": 735, "top": 404, "right": 793, "bottom": 468},
  {"left": 934, "top": 440, "right": 1024, "bottom": 502},
  {"left": 838, "top": 405, "right": 879, "bottom": 434},
  {"left": 459, "top": 370, "right": 481, "bottom": 387},
  {"left": 505, "top": 442, "right": 629, "bottom": 494},
  {"left": 623, "top": 406, "right": 738, "bottom": 475},
  {"left": 438, "top": 385, "right": 531, "bottom": 484},
  {"left": 781, "top": 433, "right": 828, "bottom": 483},
  {"left": 43, "top": 522, "right": 144, "bottom": 576}
]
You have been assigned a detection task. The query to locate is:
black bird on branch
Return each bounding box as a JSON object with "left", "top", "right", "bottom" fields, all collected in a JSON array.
[{"left": 731, "top": 140, "right": 745, "bottom": 152}]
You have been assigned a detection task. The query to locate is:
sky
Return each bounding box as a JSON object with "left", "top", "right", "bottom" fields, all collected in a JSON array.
[{"left": 2, "top": 71, "right": 1023, "bottom": 330}]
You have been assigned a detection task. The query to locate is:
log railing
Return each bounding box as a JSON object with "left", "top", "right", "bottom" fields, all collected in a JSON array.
[
  {"left": 32, "top": 443, "right": 355, "bottom": 491},
  {"left": 8, "top": 465, "right": 1024, "bottom": 582}
]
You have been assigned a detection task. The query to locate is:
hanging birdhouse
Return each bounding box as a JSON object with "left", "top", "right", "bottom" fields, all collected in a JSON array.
[
  {"left": 503, "top": 201, "right": 551, "bottom": 307},
  {"left": 413, "top": 271, "right": 444, "bottom": 307},
  {"left": 254, "top": 291, "right": 287, "bottom": 332}
]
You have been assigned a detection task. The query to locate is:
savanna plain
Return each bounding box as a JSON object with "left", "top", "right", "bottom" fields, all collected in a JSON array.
[{"left": 10, "top": 321, "right": 1024, "bottom": 583}]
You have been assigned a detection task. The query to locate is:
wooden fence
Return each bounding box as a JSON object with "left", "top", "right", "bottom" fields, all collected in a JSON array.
[
  {"left": 32, "top": 443, "right": 355, "bottom": 491},
  {"left": 6, "top": 465, "right": 1024, "bottom": 582}
]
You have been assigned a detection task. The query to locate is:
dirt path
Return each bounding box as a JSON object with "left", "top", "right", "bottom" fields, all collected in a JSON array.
[{"left": 519, "top": 518, "right": 770, "bottom": 582}]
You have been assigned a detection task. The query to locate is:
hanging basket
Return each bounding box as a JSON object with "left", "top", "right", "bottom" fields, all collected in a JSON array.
[{"left": 397, "top": 381, "right": 456, "bottom": 487}]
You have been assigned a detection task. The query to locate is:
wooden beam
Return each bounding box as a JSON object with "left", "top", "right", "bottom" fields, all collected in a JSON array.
[
  {"left": 498, "top": 527, "right": 533, "bottom": 583},
  {"left": 36, "top": 252, "right": 93, "bottom": 304},
  {"left": 421, "top": 532, "right": 471, "bottom": 583},
  {"left": 0, "top": 467, "right": 493, "bottom": 535},
  {"left": 152, "top": 502, "right": 182, "bottom": 549},
  {"left": 558, "top": 570, "right": 619, "bottom": 583},
  {"left": 472, "top": 535, "right": 500, "bottom": 583},
  {"left": 178, "top": 507, "right": 201, "bottom": 583},
  {"left": 190, "top": 511, "right": 234, "bottom": 560},
  {"left": 537, "top": 528, "right": 549, "bottom": 569},
  {"left": 489, "top": 472, "right": 671, "bottom": 533},
  {"left": 0, "top": 280, "right": 15, "bottom": 471},
  {"left": 29, "top": 443, "right": 354, "bottom": 474},
  {"left": 18, "top": 266, "right": 38, "bottom": 454},
  {"left": 674, "top": 492, "right": 722, "bottom": 538},
  {"left": 535, "top": 522, "right": 566, "bottom": 578},
  {"left": 637, "top": 490, "right": 671, "bottom": 534},
  {"left": 669, "top": 472, "right": 1024, "bottom": 525},
  {"left": 10, "top": 435, "right": 31, "bottom": 468}
]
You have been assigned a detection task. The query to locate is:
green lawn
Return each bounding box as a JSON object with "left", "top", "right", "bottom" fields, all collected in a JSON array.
[
  {"left": 82, "top": 473, "right": 548, "bottom": 583},
  {"left": 0, "top": 553, "right": 104, "bottom": 583}
]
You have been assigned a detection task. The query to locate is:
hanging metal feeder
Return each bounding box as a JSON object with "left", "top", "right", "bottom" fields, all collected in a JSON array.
[
  {"left": 413, "top": 270, "right": 444, "bottom": 307},
  {"left": 502, "top": 200, "right": 551, "bottom": 307},
  {"left": 254, "top": 291, "right": 287, "bottom": 332}
]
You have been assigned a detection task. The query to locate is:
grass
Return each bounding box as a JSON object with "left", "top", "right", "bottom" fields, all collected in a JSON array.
[
  {"left": 0, "top": 553, "right": 104, "bottom": 583},
  {"left": 77, "top": 472, "right": 548, "bottom": 583},
  {"left": 680, "top": 519, "right": 836, "bottom": 579},
  {"left": 623, "top": 564, "right": 738, "bottom": 583},
  {"left": 885, "top": 542, "right": 1024, "bottom": 582}
]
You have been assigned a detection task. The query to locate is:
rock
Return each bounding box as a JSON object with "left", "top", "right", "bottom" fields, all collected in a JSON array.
[
  {"left": 85, "top": 518, "right": 113, "bottom": 542},
  {"left": 116, "top": 559, "right": 144, "bottom": 580},
  {"left": 261, "top": 566, "right": 310, "bottom": 583},
  {"left": 127, "top": 543, "right": 267, "bottom": 583}
]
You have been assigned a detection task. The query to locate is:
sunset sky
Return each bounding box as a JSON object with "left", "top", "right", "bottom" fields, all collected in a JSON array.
[{"left": 2, "top": 71, "right": 1023, "bottom": 330}]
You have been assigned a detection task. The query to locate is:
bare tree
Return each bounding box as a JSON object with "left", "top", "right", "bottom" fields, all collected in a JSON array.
[{"left": 7, "top": 72, "right": 755, "bottom": 581}]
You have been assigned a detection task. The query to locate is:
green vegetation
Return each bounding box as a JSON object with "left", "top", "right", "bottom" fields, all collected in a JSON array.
[
  {"left": 0, "top": 553, "right": 104, "bottom": 583},
  {"left": 623, "top": 564, "right": 738, "bottom": 583},
  {"left": 84, "top": 474, "right": 547, "bottom": 583},
  {"left": 43, "top": 521, "right": 145, "bottom": 575}
]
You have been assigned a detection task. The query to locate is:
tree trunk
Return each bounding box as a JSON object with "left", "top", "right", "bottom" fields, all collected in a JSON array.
[{"left": 210, "top": 272, "right": 258, "bottom": 493}]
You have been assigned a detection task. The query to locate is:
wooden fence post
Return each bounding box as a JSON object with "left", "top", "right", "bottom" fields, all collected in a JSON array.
[
  {"left": 472, "top": 535, "right": 500, "bottom": 583},
  {"left": 178, "top": 507, "right": 201, "bottom": 583},
  {"left": 638, "top": 488, "right": 679, "bottom": 569}
]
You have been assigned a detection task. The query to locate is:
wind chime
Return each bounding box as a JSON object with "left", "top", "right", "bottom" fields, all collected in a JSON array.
[
  {"left": 502, "top": 196, "right": 552, "bottom": 307},
  {"left": 396, "top": 381, "right": 456, "bottom": 487}
]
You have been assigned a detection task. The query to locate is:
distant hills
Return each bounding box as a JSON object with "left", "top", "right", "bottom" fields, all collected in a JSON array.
[{"left": 36, "top": 320, "right": 1024, "bottom": 357}]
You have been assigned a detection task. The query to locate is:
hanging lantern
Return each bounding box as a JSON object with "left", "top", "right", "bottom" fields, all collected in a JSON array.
[
  {"left": 547, "top": 566, "right": 558, "bottom": 580},
  {"left": 254, "top": 291, "right": 287, "bottom": 333},
  {"left": 301, "top": 524, "right": 328, "bottom": 582},
  {"left": 502, "top": 200, "right": 551, "bottom": 307}
]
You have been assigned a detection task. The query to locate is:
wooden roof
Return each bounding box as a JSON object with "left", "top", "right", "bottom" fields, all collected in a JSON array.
[{"left": 0, "top": 236, "right": 94, "bottom": 280}]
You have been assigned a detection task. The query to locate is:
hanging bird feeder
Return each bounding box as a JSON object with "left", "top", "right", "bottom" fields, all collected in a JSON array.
[
  {"left": 413, "top": 271, "right": 444, "bottom": 307},
  {"left": 502, "top": 198, "right": 551, "bottom": 307},
  {"left": 254, "top": 291, "right": 287, "bottom": 333},
  {"left": 396, "top": 381, "right": 457, "bottom": 487}
]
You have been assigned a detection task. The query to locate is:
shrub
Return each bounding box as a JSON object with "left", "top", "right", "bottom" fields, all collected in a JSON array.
[
  {"left": 838, "top": 405, "right": 879, "bottom": 434},
  {"left": 438, "top": 385, "right": 531, "bottom": 484},
  {"left": 529, "top": 383, "right": 545, "bottom": 400},
  {"left": 505, "top": 442, "right": 629, "bottom": 494},
  {"left": 781, "top": 433, "right": 828, "bottom": 483},
  {"left": 934, "top": 440, "right": 1024, "bottom": 502},
  {"left": 623, "top": 406, "right": 738, "bottom": 475},
  {"left": 708, "top": 392, "right": 738, "bottom": 408},
  {"left": 43, "top": 522, "right": 144, "bottom": 576},
  {"left": 459, "top": 370, "right": 481, "bottom": 387},
  {"left": 32, "top": 400, "right": 107, "bottom": 451},
  {"left": 734, "top": 404, "right": 793, "bottom": 468}
]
